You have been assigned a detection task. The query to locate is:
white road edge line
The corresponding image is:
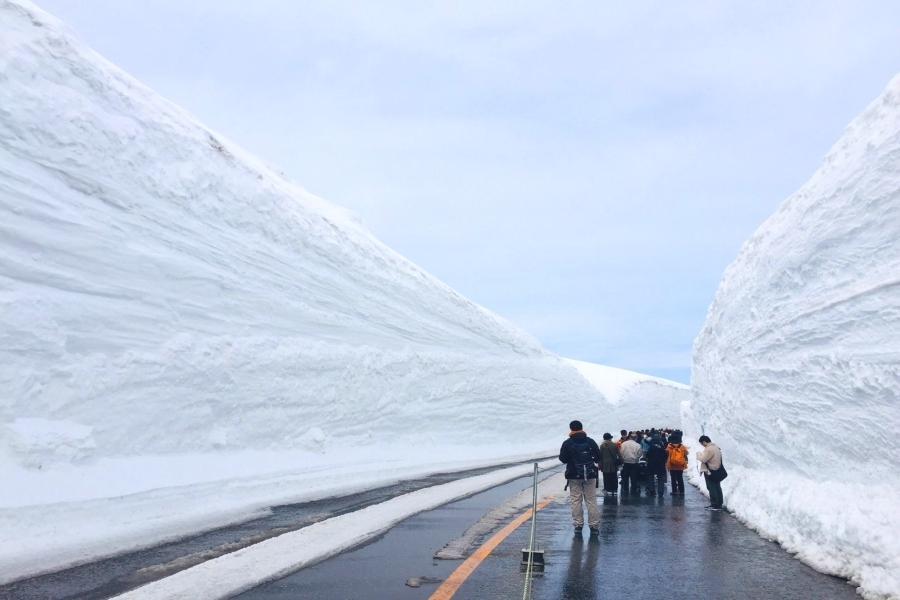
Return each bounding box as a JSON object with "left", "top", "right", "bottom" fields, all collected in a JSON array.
[{"left": 112, "top": 459, "right": 560, "bottom": 600}]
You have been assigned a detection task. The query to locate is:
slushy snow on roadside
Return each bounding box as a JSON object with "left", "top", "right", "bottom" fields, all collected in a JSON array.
[
  {"left": 685, "top": 75, "right": 900, "bottom": 600},
  {"left": 0, "top": 0, "right": 686, "bottom": 583}
]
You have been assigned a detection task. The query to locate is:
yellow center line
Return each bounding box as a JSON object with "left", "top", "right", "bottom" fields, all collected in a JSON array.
[{"left": 429, "top": 497, "right": 556, "bottom": 600}]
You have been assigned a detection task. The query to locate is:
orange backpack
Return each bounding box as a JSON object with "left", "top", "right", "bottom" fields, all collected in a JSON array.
[{"left": 667, "top": 444, "right": 688, "bottom": 470}]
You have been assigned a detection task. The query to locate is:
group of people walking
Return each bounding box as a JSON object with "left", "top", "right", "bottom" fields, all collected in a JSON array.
[{"left": 559, "top": 420, "right": 725, "bottom": 535}]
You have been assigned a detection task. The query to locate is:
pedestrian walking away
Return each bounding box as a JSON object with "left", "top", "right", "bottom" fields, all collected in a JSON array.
[
  {"left": 598, "top": 432, "right": 621, "bottom": 496},
  {"left": 666, "top": 430, "right": 688, "bottom": 495},
  {"left": 697, "top": 435, "right": 725, "bottom": 510},
  {"left": 559, "top": 420, "right": 602, "bottom": 535},
  {"left": 645, "top": 431, "right": 668, "bottom": 496},
  {"left": 619, "top": 432, "right": 643, "bottom": 496}
]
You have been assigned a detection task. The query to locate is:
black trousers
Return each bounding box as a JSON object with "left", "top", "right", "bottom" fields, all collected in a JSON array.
[
  {"left": 645, "top": 471, "right": 666, "bottom": 496},
  {"left": 620, "top": 463, "right": 640, "bottom": 494},
  {"left": 602, "top": 471, "right": 618, "bottom": 492},
  {"left": 704, "top": 473, "right": 724, "bottom": 508},
  {"left": 670, "top": 470, "right": 685, "bottom": 494}
]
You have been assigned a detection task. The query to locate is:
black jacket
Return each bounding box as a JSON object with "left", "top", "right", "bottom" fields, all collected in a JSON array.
[
  {"left": 646, "top": 437, "right": 668, "bottom": 474},
  {"left": 559, "top": 432, "right": 602, "bottom": 479}
]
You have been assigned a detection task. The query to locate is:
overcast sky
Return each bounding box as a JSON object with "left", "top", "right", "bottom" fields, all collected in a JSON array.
[{"left": 38, "top": 1, "right": 900, "bottom": 382}]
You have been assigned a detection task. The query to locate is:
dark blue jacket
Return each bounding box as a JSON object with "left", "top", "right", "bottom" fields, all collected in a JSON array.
[{"left": 559, "top": 432, "right": 601, "bottom": 480}]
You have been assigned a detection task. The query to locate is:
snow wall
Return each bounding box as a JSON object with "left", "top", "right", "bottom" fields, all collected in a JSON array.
[
  {"left": 687, "top": 76, "right": 900, "bottom": 600},
  {"left": 0, "top": 0, "right": 594, "bottom": 466},
  {"left": 0, "top": 1, "right": 688, "bottom": 580},
  {"left": 566, "top": 359, "right": 688, "bottom": 429}
]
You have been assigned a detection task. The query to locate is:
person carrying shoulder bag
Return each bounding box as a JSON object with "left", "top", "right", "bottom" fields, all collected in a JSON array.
[{"left": 696, "top": 435, "right": 726, "bottom": 511}]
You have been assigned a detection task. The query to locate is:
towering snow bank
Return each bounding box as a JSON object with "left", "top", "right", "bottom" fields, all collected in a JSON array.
[
  {"left": 0, "top": 0, "right": 685, "bottom": 581},
  {"left": 688, "top": 76, "right": 900, "bottom": 599},
  {"left": 0, "top": 0, "right": 599, "bottom": 467},
  {"left": 565, "top": 359, "right": 688, "bottom": 429}
]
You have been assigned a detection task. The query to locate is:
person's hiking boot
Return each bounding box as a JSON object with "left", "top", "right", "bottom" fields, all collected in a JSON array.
[
  {"left": 589, "top": 528, "right": 600, "bottom": 536},
  {"left": 574, "top": 525, "right": 583, "bottom": 534}
]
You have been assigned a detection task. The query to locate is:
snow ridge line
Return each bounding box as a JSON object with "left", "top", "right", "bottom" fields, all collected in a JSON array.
[{"left": 113, "top": 460, "right": 559, "bottom": 600}]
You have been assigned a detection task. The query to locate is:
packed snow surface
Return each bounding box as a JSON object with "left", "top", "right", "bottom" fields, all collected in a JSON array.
[
  {"left": 0, "top": 0, "right": 687, "bottom": 582},
  {"left": 686, "top": 75, "right": 900, "bottom": 600}
]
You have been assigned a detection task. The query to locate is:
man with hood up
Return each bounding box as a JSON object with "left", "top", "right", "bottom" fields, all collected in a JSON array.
[{"left": 559, "top": 420, "right": 602, "bottom": 535}]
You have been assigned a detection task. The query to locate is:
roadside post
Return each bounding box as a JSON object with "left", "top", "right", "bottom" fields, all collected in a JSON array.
[{"left": 521, "top": 462, "right": 544, "bottom": 599}]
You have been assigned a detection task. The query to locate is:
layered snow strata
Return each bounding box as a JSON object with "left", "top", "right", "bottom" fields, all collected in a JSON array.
[
  {"left": 687, "top": 75, "right": 900, "bottom": 599},
  {"left": 0, "top": 0, "right": 602, "bottom": 471}
]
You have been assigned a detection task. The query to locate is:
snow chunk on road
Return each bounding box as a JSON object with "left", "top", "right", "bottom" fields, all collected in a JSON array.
[{"left": 686, "top": 75, "right": 900, "bottom": 600}]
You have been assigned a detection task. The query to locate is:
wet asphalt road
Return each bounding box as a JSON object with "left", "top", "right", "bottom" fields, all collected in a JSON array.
[
  {"left": 3, "top": 465, "right": 860, "bottom": 600},
  {"left": 239, "top": 475, "right": 859, "bottom": 600},
  {"left": 0, "top": 459, "right": 547, "bottom": 600},
  {"left": 233, "top": 469, "right": 552, "bottom": 600},
  {"left": 454, "top": 483, "right": 859, "bottom": 600}
]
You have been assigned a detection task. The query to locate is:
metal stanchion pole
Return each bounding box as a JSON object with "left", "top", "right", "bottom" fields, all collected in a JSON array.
[{"left": 522, "top": 462, "right": 539, "bottom": 600}]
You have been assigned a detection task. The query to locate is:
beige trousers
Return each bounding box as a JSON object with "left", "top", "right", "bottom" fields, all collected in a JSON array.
[{"left": 568, "top": 478, "right": 600, "bottom": 528}]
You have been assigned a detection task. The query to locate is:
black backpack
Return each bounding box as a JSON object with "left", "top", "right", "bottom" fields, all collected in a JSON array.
[{"left": 570, "top": 438, "right": 598, "bottom": 480}]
